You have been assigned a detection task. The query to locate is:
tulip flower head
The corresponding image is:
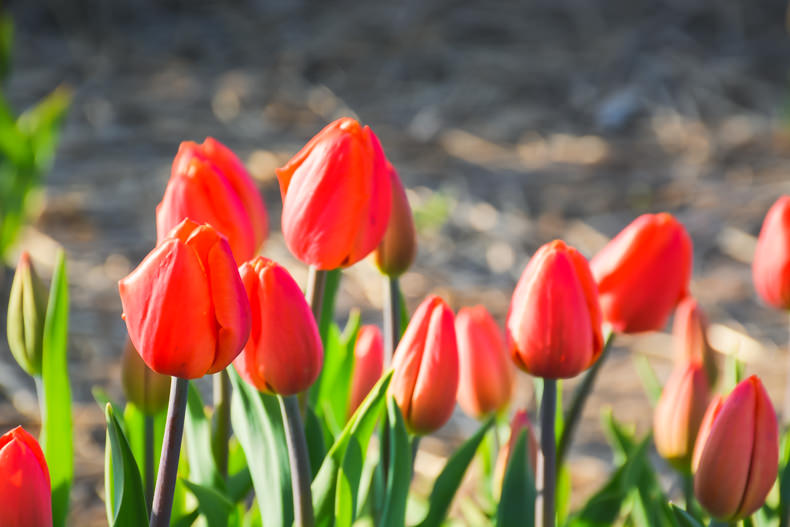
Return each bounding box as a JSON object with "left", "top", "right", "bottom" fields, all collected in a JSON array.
[
  {"left": 348, "top": 325, "right": 385, "bottom": 415},
  {"left": 493, "top": 410, "right": 538, "bottom": 499},
  {"left": 390, "top": 295, "right": 459, "bottom": 434},
  {"left": 506, "top": 240, "right": 603, "bottom": 379},
  {"left": 653, "top": 361, "right": 710, "bottom": 471},
  {"left": 121, "top": 338, "right": 171, "bottom": 415},
  {"left": 157, "top": 137, "right": 268, "bottom": 263},
  {"left": 591, "top": 213, "right": 692, "bottom": 333},
  {"left": 673, "top": 297, "right": 717, "bottom": 385},
  {"left": 119, "top": 219, "right": 252, "bottom": 379},
  {"left": 692, "top": 376, "right": 778, "bottom": 522},
  {"left": 455, "top": 305, "right": 514, "bottom": 418},
  {"left": 234, "top": 257, "right": 324, "bottom": 396},
  {"left": 0, "top": 426, "right": 52, "bottom": 527},
  {"left": 276, "top": 117, "right": 391, "bottom": 269},
  {"left": 6, "top": 251, "right": 48, "bottom": 377},
  {"left": 373, "top": 163, "right": 417, "bottom": 277},
  {"left": 753, "top": 195, "right": 790, "bottom": 310}
]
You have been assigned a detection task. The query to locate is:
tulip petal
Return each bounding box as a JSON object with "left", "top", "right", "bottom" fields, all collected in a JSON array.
[{"left": 0, "top": 427, "right": 52, "bottom": 527}]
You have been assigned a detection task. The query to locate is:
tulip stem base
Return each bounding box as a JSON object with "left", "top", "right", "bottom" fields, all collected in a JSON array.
[
  {"left": 211, "top": 369, "right": 231, "bottom": 480},
  {"left": 144, "top": 414, "right": 154, "bottom": 511},
  {"left": 306, "top": 266, "right": 327, "bottom": 325},
  {"left": 537, "top": 379, "right": 557, "bottom": 527},
  {"left": 557, "top": 329, "right": 615, "bottom": 468},
  {"left": 280, "top": 394, "right": 315, "bottom": 527},
  {"left": 383, "top": 276, "right": 401, "bottom": 366},
  {"left": 150, "top": 377, "right": 189, "bottom": 527}
]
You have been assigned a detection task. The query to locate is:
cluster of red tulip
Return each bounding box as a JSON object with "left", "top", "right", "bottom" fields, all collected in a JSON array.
[{"left": 3, "top": 116, "right": 790, "bottom": 527}]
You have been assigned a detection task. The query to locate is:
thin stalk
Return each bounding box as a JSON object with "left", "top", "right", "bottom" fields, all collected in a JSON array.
[
  {"left": 785, "top": 312, "right": 790, "bottom": 425},
  {"left": 34, "top": 375, "right": 46, "bottom": 436},
  {"left": 536, "top": 379, "right": 557, "bottom": 527},
  {"left": 306, "top": 266, "right": 327, "bottom": 324},
  {"left": 150, "top": 377, "right": 189, "bottom": 527},
  {"left": 280, "top": 395, "right": 315, "bottom": 527},
  {"left": 681, "top": 473, "right": 694, "bottom": 510},
  {"left": 410, "top": 435, "right": 421, "bottom": 480},
  {"left": 144, "top": 414, "right": 155, "bottom": 512},
  {"left": 211, "top": 369, "right": 231, "bottom": 480},
  {"left": 383, "top": 276, "right": 401, "bottom": 367},
  {"left": 556, "top": 329, "right": 615, "bottom": 468}
]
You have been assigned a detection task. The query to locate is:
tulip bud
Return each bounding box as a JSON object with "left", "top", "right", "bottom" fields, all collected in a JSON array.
[
  {"left": 121, "top": 338, "right": 171, "bottom": 415},
  {"left": 753, "top": 196, "right": 790, "bottom": 309},
  {"left": 373, "top": 164, "right": 416, "bottom": 276},
  {"left": 455, "top": 305, "right": 513, "bottom": 419},
  {"left": 653, "top": 361, "right": 710, "bottom": 471},
  {"left": 506, "top": 240, "right": 603, "bottom": 379},
  {"left": 692, "top": 376, "right": 778, "bottom": 521},
  {"left": 389, "top": 295, "right": 459, "bottom": 434},
  {"left": 591, "top": 213, "right": 692, "bottom": 333},
  {"left": 673, "top": 297, "right": 717, "bottom": 386},
  {"left": 348, "top": 325, "right": 385, "bottom": 415},
  {"left": 157, "top": 137, "right": 268, "bottom": 263},
  {"left": 493, "top": 410, "right": 538, "bottom": 499},
  {"left": 276, "top": 117, "right": 391, "bottom": 270},
  {"left": 6, "top": 251, "right": 48, "bottom": 376},
  {"left": 234, "top": 257, "right": 323, "bottom": 395},
  {"left": 119, "top": 219, "right": 251, "bottom": 379},
  {"left": 0, "top": 426, "right": 52, "bottom": 527}
]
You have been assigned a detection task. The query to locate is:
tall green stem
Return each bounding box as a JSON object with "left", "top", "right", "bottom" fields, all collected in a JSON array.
[
  {"left": 306, "top": 266, "right": 327, "bottom": 324},
  {"left": 150, "top": 377, "right": 189, "bottom": 527},
  {"left": 556, "top": 329, "right": 615, "bottom": 468},
  {"left": 537, "top": 379, "right": 557, "bottom": 527},
  {"left": 144, "top": 414, "right": 154, "bottom": 511},
  {"left": 280, "top": 395, "right": 315, "bottom": 527},
  {"left": 383, "top": 276, "right": 401, "bottom": 366},
  {"left": 211, "top": 369, "right": 231, "bottom": 480}
]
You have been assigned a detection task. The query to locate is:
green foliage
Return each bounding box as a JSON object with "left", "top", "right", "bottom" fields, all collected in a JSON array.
[
  {"left": 104, "top": 404, "right": 148, "bottom": 527},
  {"left": 496, "top": 430, "right": 536, "bottom": 527},
  {"left": 378, "top": 398, "right": 411, "bottom": 527}
]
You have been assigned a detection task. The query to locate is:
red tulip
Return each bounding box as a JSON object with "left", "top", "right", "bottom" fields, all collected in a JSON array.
[
  {"left": 506, "top": 240, "right": 603, "bottom": 379},
  {"left": 119, "top": 219, "right": 251, "bottom": 379},
  {"left": 591, "top": 213, "right": 692, "bottom": 333},
  {"left": 692, "top": 376, "right": 778, "bottom": 521},
  {"left": 348, "top": 325, "right": 385, "bottom": 415},
  {"left": 493, "top": 410, "right": 538, "bottom": 498},
  {"left": 673, "top": 297, "right": 717, "bottom": 385},
  {"left": 157, "top": 137, "right": 268, "bottom": 263},
  {"left": 234, "top": 257, "right": 323, "bottom": 395},
  {"left": 276, "top": 117, "right": 391, "bottom": 269},
  {"left": 653, "top": 361, "right": 710, "bottom": 470},
  {"left": 389, "top": 295, "right": 459, "bottom": 434},
  {"left": 0, "top": 426, "right": 52, "bottom": 527},
  {"left": 753, "top": 196, "right": 790, "bottom": 309},
  {"left": 455, "top": 305, "right": 514, "bottom": 418},
  {"left": 373, "top": 163, "right": 417, "bottom": 276}
]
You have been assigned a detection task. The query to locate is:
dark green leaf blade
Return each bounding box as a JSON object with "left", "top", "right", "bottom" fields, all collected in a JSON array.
[
  {"left": 104, "top": 404, "right": 148, "bottom": 527},
  {"left": 496, "top": 429, "right": 536, "bottom": 527},
  {"left": 379, "top": 398, "right": 411, "bottom": 527}
]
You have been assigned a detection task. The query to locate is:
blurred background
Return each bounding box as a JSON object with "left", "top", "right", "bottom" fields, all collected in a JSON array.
[{"left": 2, "top": 0, "right": 790, "bottom": 523}]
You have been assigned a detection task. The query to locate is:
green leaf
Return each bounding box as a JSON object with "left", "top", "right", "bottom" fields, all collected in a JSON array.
[
  {"left": 40, "top": 250, "right": 73, "bottom": 527},
  {"left": 416, "top": 417, "right": 494, "bottom": 527},
  {"left": 379, "top": 398, "right": 411, "bottom": 527},
  {"left": 669, "top": 505, "right": 704, "bottom": 527},
  {"left": 312, "top": 370, "right": 393, "bottom": 526},
  {"left": 185, "top": 383, "right": 223, "bottom": 489},
  {"left": 305, "top": 405, "right": 327, "bottom": 479},
  {"left": 319, "top": 268, "right": 342, "bottom": 343},
  {"left": 104, "top": 404, "right": 148, "bottom": 527},
  {"left": 123, "top": 403, "right": 164, "bottom": 500},
  {"left": 495, "top": 430, "right": 535, "bottom": 527},
  {"left": 171, "top": 510, "right": 201, "bottom": 527},
  {"left": 182, "top": 479, "right": 234, "bottom": 527},
  {"left": 17, "top": 86, "right": 71, "bottom": 171},
  {"left": 633, "top": 355, "right": 662, "bottom": 406},
  {"left": 229, "top": 367, "right": 293, "bottom": 527}
]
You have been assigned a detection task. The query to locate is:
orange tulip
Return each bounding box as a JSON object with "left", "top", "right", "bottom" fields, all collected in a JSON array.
[
  {"left": 0, "top": 426, "right": 52, "bottom": 527},
  {"left": 373, "top": 163, "right": 417, "bottom": 276},
  {"left": 507, "top": 240, "right": 603, "bottom": 379},
  {"left": 455, "top": 305, "right": 513, "bottom": 418},
  {"left": 493, "top": 410, "right": 538, "bottom": 498},
  {"left": 390, "top": 295, "right": 459, "bottom": 434},
  {"left": 673, "top": 297, "right": 717, "bottom": 385},
  {"left": 753, "top": 196, "right": 790, "bottom": 309},
  {"left": 119, "top": 219, "right": 251, "bottom": 379},
  {"left": 692, "top": 376, "right": 778, "bottom": 521},
  {"left": 591, "top": 213, "right": 692, "bottom": 333},
  {"left": 276, "top": 117, "right": 391, "bottom": 269},
  {"left": 157, "top": 137, "right": 268, "bottom": 263},
  {"left": 653, "top": 361, "right": 709, "bottom": 471},
  {"left": 234, "top": 257, "right": 323, "bottom": 395},
  {"left": 348, "top": 325, "right": 385, "bottom": 415}
]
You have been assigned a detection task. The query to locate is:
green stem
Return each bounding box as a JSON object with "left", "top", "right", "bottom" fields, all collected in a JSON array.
[
  {"left": 537, "top": 379, "right": 557, "bottom": 527},
  {"left": 410, "top": 435, "right": 421, "bottom": 480},
  {"left": 211, "top": 369, "right": 231, "bottom": 481},
  {"left": 383, "top": 276, "right": 401, "bottom": 366},
  {"left": 34, "top": 375, "right": 46, "bottom": 438},
  {"left": 150, "top": 377, "right": 189, "bottom": 527},
  {"left": 144, "top": 414, "right": 154, "bottom": 512},
  {"left": 306, "top": 266, "right": 327, "bottom": 325},
  {"left": 556, "top": 329, "right": 615, "bottom": 468},
  {"left": 279, "top": 395, "right": 315, "bottom": 527}
]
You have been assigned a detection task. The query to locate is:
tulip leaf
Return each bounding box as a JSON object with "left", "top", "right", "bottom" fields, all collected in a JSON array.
[
  {"left": 40, "top": 250, "right": 73, "bottom": 527},
  {"left": 229, "top": 367, "right": 293, "bottom": 527},
  {"left": 104, "top": 403, "right": 148, "bottom": 527},
  {"left": 171, "top": 509, "right": 201, "bottom": 527},
  {"left": 779, "top": 431, "right": 790, "bottom": 526},
  {"left": 185, "top": 383, "right": 224, "bottom": 490},
  {"left": 495, "top": 429, "right": 536, "bottom": 527},
  {"left": 378, "top": 398, "right": 412, "bottom": 527},
  {"left": 633, "top": 354, "right": 662, "bottom": 406},
  {"left": 123, "top": 403, "right": 165, "bottom": 501},
  {"left": 181, "top": 479, "right": 234, "bottom": 527},
  {"left": 318, "top": 268, "right": 342, "bottom": 343},
  {"left": 305, "top": 404, "right": 327, "bottom": 479},
  {"left": 416, "top": 416, "right": 494, "bottom": 527},
  {"left": 669, "top": 504, "right": 704, "bottom": 527},
  {"left": 312, "top": 370, "right": 393, "bottom": 526}
]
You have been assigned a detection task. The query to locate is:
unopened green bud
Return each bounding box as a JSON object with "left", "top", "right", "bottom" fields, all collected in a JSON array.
[
  {"left": 121, "top": 338, "right": 171, "bottom": 415},
  {"left": 7, "top": 251, "right": 48, "bottom": 376}
]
